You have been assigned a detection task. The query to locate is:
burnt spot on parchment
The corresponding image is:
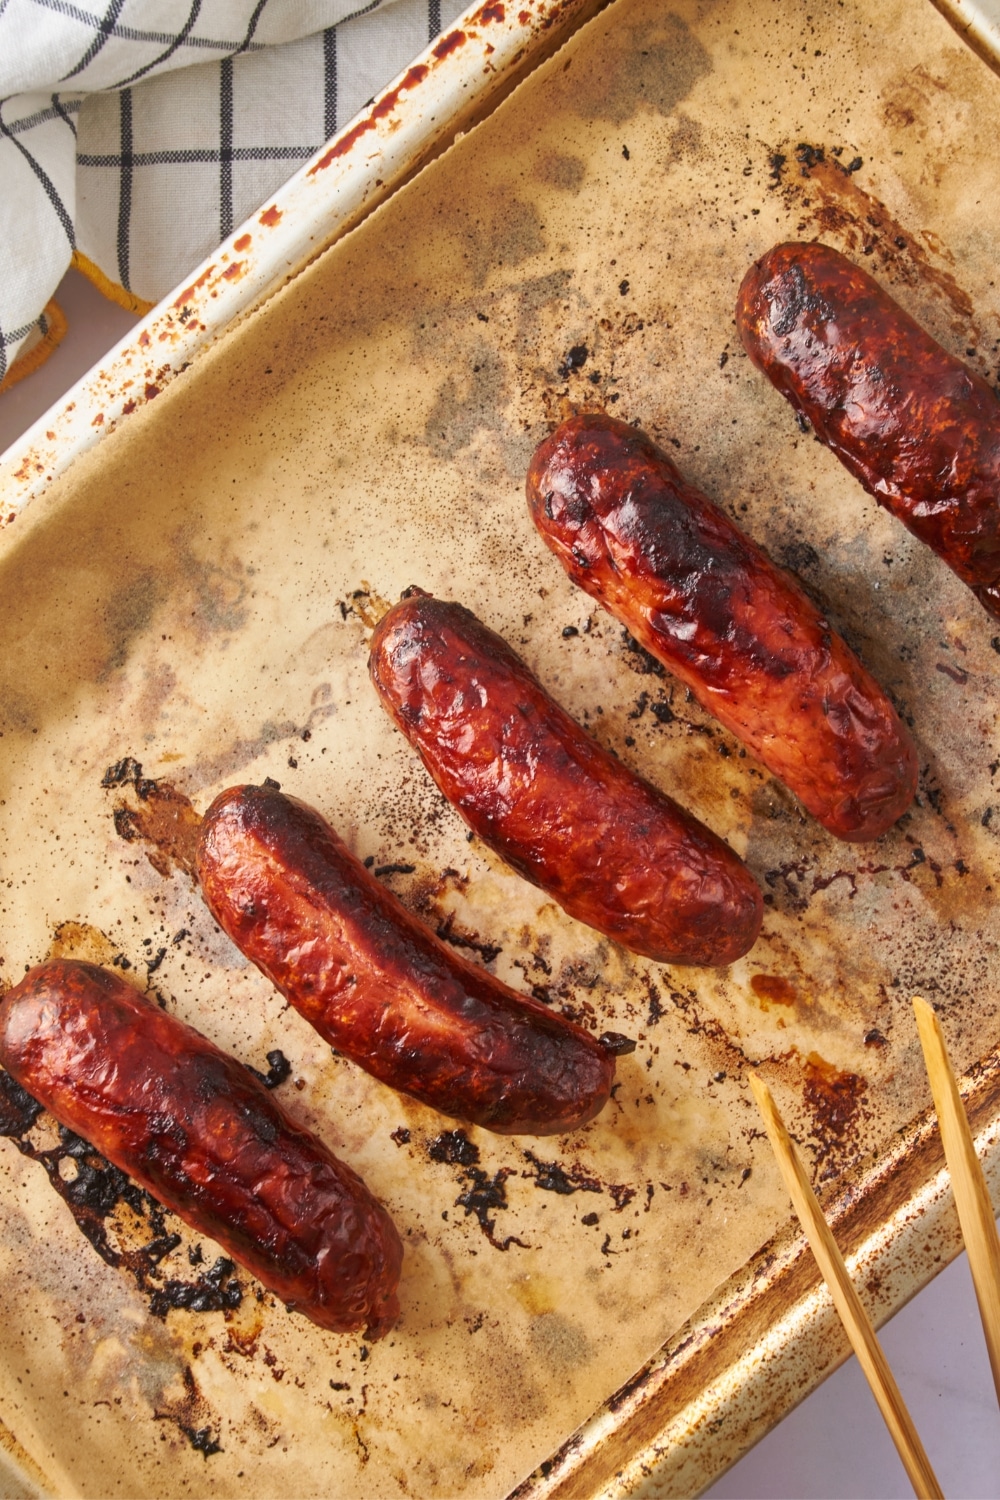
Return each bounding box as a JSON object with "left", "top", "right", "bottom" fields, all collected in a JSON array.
[
  {"left": 427, "top": 1131, "right": 528, "bottom": 1251},
  {"left": 0, "top": 1080, "right": 246, "bottom": 1326},
  {"left": 103, "top": 757, "right": 202, "bottom": 881},
  {"left": 153, "top": 1363, "right": 224, "bottom": 1459},
  {"left": 618, "top": 628, "right": 667, "bottom": 679},
  {"left": 334, "top": 582, "right": 393, "bottom": 631},
  {"left": 0, "top": 1071, "right": 43, "bottom": 1137},
  {"left": 428, "top": 1130, "right": 480, "bottom": 1168},
  {"left": 565, "top": 13, "right": 712, "bottom": 126},
  {"left": 521, "top": 1149, "right": 602, "bottom": 1197},
  {"left": 148, "top": 1255, "right": 243, "bottom": 1320},
  {"left": 47, "top": 920, "right": 119, "bottom": 968}
]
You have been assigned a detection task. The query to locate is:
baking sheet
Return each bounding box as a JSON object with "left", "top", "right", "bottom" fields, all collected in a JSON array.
[{"left": 2, "top": 0, "right": 1000, "bottom": 1495}]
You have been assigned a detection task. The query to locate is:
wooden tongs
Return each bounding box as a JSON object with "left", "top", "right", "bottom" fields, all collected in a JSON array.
[{"left": 750, "top": 996, "right": 1000, "bottom": 1500}]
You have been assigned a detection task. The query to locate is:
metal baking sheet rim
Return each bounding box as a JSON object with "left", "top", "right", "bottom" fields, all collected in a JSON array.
[
  {"left": 2, "top": 3, "right": 1000, "bottom": 1499},
  {"left": 517, "top": 1054, "right": 1000, "bottom": 1499}
]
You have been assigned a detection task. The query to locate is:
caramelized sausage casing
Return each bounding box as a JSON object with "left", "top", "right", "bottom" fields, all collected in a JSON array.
[
  {"left": 736, "top": 240, "right": 1000, "bottom": 618},
  {"left": 527, "top": 413, "right": 918, "bottom": 842},
  {"left": 0, "top": 960, "right": 402, "bottom": 1338},
  {"left": 369, "top": 591, "right": 762, "bottom": 966},
  {"left": 197, "top": 784, "right": 616, "bottom": 1135}
]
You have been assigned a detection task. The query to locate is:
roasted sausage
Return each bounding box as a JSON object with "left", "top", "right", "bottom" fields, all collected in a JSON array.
[
  {"left": 736, "top": 240, "right": 1000, "bottom": 618},
  {"left": 0, "top": 959, "right": 402, "bottom": 1338},
  {"left": 196, "top": 784, "right": 616, "bottom": 1135},
  {"left": 368, "top": 590, "right": 762, "bottom": 966},
  {"left": 527, "top": 413, "right": 918, "bottom": 842}
]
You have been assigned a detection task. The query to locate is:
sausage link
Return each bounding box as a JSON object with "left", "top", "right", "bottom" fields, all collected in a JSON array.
[
  {"left": 0, "top": 960, "right": 402, "bottom": 1338},
  {"left": 736, "top": 240, "right": 1000, "bottom": 617},
  {"left": 369, "top": 591, "right": 762, "bottom": 966},
  {"left": 196, "top": 785, "right": 615, "bottom": 1135},
  {"left": 527, "top": 413, "right": 918, "bottom": 842}
]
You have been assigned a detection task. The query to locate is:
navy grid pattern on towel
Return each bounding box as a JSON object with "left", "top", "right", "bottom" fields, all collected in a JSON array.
[{"left": 0, "top": 0, "right": 467, "bottom": 385}]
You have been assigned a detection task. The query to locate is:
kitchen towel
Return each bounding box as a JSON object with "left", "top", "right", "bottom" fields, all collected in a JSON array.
[{"left": 0, "top": 0, "right": 464, "bottom": 387}]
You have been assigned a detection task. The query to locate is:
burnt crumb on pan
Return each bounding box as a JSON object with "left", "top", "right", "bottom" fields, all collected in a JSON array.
[
  {"left": 174, "top": 1424, "right": 222, "bottom": 1459},
  {"left": 428, "top": 1129, "right": 480, "bottom": 1167},
  {"left": 103, "top": 757, "right": 202, "bottom": 880},
  {"left": 426, "top": 1132, "right": 528, "bottom": 1251},
  {"left": 433, "top": 911, "right": 502, "bottom": 966},
  {"left": 147, "top": 1256, "right": 242, "bottom": 1318},
  {"left": 154, "top": 1366, "right": 222, "bottom": 1458},
  {"left": 0, "top": 1073, "right": 247, "bottom": 1319},
  {"left": 521, "top": 1150, "right": 601, "bottom": 1197},
  {"left": 558, "top": 343, "right": 589, "bottom": 376},
  {"left": 246, "top": 1049, "right": 292, "bottom": 1090},
  {"left": 455, "top": 1167, "right": 528, "bottom": 1252},
  {"left": 102, "top": 756, "right": 156, "bottom": 799},
  {"left": 0, "top": 1071, "right": 43, "bottom": 1135},
  {"left": 644, "top": 979, "right": 666, "bottom": 1026},
  {"left": 334, "top": 583, "right": 392, "bottom": 629},
  {"left": 607, "top": 1184, "right": 638, "bottom": 1213},
  {"left": 619, "top": 628, "right": 666, "bottom": 678},
  {"left": 598, "top": 1031, "right": 637, "bottom": 1055},
  {"left": 146, "top": 946, "right": 168, "bottom": 975}
]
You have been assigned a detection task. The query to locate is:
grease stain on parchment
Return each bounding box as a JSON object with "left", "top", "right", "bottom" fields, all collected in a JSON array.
[
  {"left": 563, "top": 12, "right": 712, "bottom": 124},
  {"left": 534, "top": 152, "right": 587, "bottom": 192},
  {"left": 460, "top": 196, "right": 546, "bottom": 288}
]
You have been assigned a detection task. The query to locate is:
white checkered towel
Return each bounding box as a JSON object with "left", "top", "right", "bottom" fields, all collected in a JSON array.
[{"left": 0, "top": 0, "right": 464, "bottom": 386}]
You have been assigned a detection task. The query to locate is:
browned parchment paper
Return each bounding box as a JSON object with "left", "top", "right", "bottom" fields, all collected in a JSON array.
[{"left": 1, "top": 0, "right": 1000, "bottom": 1493}]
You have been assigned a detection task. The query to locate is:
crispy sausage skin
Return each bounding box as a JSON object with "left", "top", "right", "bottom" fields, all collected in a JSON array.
[
  {"left": 736, "top": 241, "right": 1000, "bottom": 618},
  {"left": 0, "top": 960, "right": 402, "bottom": 1338},
  {"left": 527, "top": 413, "right": 918, "bottom": 842},
  {"left": 368, "top": 591, "right": 762, "bottom": 966},
  {"left": 197, "top": 784, "right": 615, "bottom": 1135}
]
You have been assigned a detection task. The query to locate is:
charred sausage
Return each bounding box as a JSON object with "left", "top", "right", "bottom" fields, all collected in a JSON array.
[
  {"left": 736, "top": 240, "right": 1000, "bottom": 618},
  {"left": 527, "top": 413, "right": 918, "bottom": 842},
  {"left": 196, "top": 784, "right": 616, "bottom": 1135},
  {"left": 0, "top": 959, "right": 402, "bottom": 1338},
  {"left": 368, "top": 590, "right": 762, "bottom": 966}
]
